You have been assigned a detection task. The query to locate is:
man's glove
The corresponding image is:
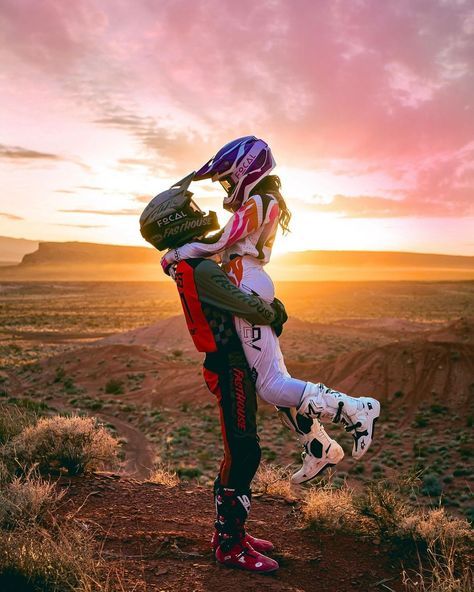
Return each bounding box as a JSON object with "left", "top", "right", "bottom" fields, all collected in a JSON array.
[
  {"left": 270, "top": 297, "right": 288, "bottom": 337},
  {"left": 160, "top": 249, "right": 181, "bottom": 275}
]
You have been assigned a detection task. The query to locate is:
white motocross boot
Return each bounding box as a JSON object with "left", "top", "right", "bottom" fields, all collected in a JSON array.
[
  {"left": 297, "top": 383, "right": 380, "bottom": 460},
  {"left": 278, "top": 408, "right": 344, "bottom": 484}
]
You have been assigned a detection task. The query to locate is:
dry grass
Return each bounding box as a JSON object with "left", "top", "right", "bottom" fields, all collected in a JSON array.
[
  {"left": 148, "top": 464, "right": 180, "bottom": 487},
  {"left": 0, "top": 472, "right": 64, "bottom": 529},
  {"left": 301, "top": 476, "right": 473, "bottom": 592},
  {"left": 0, "top": 459, "right": 10, "bottom": 484},
  {"left": 401, "top": 507, "right": 472, "bottom": 549},
  {"left": 356, "top": 478, "right": 414, "bottom": 538},
  {"left": 0, "top": 523, "right": 116, "bottom": 592},
  {"left": 0, "top": 403, "right": 36, "bottom": 445},
  {"left": 253, "top": 463, "right": 296, "bottom": 501},
  {"left": 403, "top": 538, "right": 473, "bottom": 592},
  {"left": 301, "top": 482, "right": 366, "bottom": 531},
  {"left": 11, "top": 415, "right": 120, "bottom": 475}
]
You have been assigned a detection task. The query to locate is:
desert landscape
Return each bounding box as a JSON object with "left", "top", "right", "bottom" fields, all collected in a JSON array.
[{"left": 0, "top": 266, "right": 473, "bottom": 590}]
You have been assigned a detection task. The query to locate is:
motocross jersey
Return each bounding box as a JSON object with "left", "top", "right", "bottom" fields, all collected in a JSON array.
[
  {"left": 174, "top": 257, "right": 277, "bottom": 353},
  {"left": 171, "top": 193, "right": 279, "bottom": 266}
]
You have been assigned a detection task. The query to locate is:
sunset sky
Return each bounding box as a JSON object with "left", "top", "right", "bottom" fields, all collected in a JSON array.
[{"left": 1, "top": 0, "right": 473, "bottom": 255}]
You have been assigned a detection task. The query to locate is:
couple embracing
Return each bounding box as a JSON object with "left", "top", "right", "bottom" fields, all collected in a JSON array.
[{"left": 140, "top": 136, "right": 380, "bottom": 574}]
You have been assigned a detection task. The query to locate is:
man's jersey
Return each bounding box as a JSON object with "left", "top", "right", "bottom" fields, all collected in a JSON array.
[
  {"left": 172, "top": 193, "right": 279, "bottom": 266},
  {"left": 174, "top": 258, "right": 276, "bottom": 353}
]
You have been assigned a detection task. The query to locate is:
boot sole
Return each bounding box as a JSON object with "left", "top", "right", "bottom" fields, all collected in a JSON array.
[
  {"left": 292, "top": 462, "right": 336, "bottom": 484},
  {"left": 352, "top": 399, "right": 380, "bottom": 460},
  {"left": 291, "top": 443, "right": 345, "bottom": 484},
  {"left": 216, "top": 559, "right": 279, "bottom": 573}
]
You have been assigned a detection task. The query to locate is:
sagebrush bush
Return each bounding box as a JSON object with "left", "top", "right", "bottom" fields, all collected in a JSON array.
[
  {"left": 12, "top": 416, "right": 119, "bottom": 475},
  {"left": 253, "top": 463, "right": 295, "bottom": 501},
  {"left": 0, "top": 473, "right": 64, "bottom": 530}
]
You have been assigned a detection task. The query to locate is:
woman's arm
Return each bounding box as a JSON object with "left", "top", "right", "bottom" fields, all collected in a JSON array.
[{"left": 161, "top": 195, "right": 266, "bottom": 272}]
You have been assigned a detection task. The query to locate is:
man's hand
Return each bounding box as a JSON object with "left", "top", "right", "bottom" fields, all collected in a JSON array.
[{"left": 271, "top": 297, "right": 288, "bottom": 337}]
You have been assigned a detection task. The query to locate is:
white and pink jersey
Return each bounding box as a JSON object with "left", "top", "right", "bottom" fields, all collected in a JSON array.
[{"left": 173, "top": 193, "right": 280, "bottom": 267}]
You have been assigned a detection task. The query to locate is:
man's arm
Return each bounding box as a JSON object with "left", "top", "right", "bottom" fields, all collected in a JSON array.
[{"left": 192, "top": 259, "right": 277, "bottom": 326}]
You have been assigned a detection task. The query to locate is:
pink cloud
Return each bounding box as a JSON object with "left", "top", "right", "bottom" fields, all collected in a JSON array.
[{"left": 1, "top": 0, "right": 473, "bottom": 228}]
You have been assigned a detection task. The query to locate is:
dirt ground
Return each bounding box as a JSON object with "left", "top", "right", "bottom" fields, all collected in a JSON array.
[{"left": 58, "top": 473, "right": 406, "bottom": 592}]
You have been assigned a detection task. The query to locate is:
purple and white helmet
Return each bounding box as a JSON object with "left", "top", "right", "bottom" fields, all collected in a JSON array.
[{"left": 194, "top": 136, "right": 276, "bottom": 211}]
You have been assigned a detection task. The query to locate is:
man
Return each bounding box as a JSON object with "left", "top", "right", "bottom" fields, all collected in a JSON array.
[{"left": 140, "top": 174, "right": 286, "bottom": 572}]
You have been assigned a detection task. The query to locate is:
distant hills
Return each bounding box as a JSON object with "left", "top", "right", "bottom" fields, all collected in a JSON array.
[
  {"left": 0, "top": 236, "right": 38, "bottom": 265},
  {"left": 0, "top": 238, "right": 473, "bottom": 281}
]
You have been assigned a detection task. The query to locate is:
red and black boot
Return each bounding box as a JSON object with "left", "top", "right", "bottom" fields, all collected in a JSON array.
[
  {"left": 211, "top": 530, "right": 274, "bottom": 554},
  {"left": 213, "top": 484, "right": 278, "bottom": 573}
]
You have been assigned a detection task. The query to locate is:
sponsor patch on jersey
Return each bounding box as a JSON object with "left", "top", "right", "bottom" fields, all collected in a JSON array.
[{"left": 243, "top": 326, "right": 262, "bottom": 351}]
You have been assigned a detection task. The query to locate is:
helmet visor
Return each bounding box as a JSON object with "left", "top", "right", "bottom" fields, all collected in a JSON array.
[{"left": 219, "top": 175, "right": 236, "bottom": 195}]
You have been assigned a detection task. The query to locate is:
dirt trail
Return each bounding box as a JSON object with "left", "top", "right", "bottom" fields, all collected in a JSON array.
[
  {"left": 97, "top": 413, "right": 155, "bottom": 479},
  {"left": 59, "top": 474, "right": 405, "bottom": 592}
]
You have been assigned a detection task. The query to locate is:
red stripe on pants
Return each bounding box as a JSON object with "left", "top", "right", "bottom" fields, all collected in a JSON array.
[{"left": 203, "top": 367, "right": 232, "bottom": 486}]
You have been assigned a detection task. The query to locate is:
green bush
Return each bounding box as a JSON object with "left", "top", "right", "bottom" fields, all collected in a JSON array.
[
  {"left": 105, "top": 379, "right": 124, "bottom": 395},
  {"left": 421, "top": 474, "right": 442, "bottom": 497}
]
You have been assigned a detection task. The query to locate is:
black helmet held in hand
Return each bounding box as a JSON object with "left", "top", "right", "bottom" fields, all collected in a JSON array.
[{"left": 139, "top": 172, "right": 220, "bottom": 251}]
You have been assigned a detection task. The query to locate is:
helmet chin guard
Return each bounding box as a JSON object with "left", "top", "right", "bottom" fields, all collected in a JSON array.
[
  {"left": 194, "top": 136, "right": 276, "bottom": 211},
  {"left": 139, "top": 172, "right": 220, "bottom": 251}
]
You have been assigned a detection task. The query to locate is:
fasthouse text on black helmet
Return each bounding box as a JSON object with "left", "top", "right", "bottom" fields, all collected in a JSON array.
[{"left": 139, "top": 173, "right": 220, "bottom": 251}]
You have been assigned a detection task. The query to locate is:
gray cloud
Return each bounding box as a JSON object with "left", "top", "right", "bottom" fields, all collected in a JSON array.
[
  {"left": 0, "top": 211, "right": 24, "bottom": 220},
  {"left": 0, "top": 144, "right": 60, "bottom": 161}
]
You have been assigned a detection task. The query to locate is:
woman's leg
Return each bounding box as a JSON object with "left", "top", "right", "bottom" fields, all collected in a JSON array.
[{"left": 232, "top": 261, "right": 380, "bottom": 462}]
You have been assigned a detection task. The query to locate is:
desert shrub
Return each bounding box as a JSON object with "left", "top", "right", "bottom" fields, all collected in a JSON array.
[
  {"left": 402, "top": 514, "right": 473, "bottom": 592},
  {"left": 0, "top": 473, "right": 64, "bottom": 530},
  {"left": 413, "top": 414, "right": 429, "bottom": 428},
  {"left": 12, "top": 416, "right": 119, "bottom": 475},
  {"left": 0, "top": 459, "right": 11, "bottom": 484},
  {"left": 401, "top": 507, "right": 472, "bottom": 550},
  {"left": 356, "top": 479, "right": 416, "bottom": 540},
  {"left": 0, "top": 524, "right": 111, "bottom": 592},
  {"left": 301, "top": 483, "right": 364, "bottom": 531},
  {"left": 253, "top": 463, "right": 295, "bottom": 501},
  {"left": 104, "top": 379, "right": 124, "bottom": 395},
  {"left": 176, "top": 466, "right": 202, "bottom": 480},
  {"left": 421, "top": 474, "right": 442, "bottom": 497},
  {"left": 148, "top": 464, "right": 180, "bottom": 487},
  {"left": 0, "top": 404, "right": 36, "bottom": 445},
  {"left": 54, "top": 367, "right": 66, "bottom": 383}
]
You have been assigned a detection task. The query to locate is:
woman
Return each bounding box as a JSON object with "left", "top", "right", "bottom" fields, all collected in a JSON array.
[{"left": 161, "top": 137, "right": 380, "bottom": 481}]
